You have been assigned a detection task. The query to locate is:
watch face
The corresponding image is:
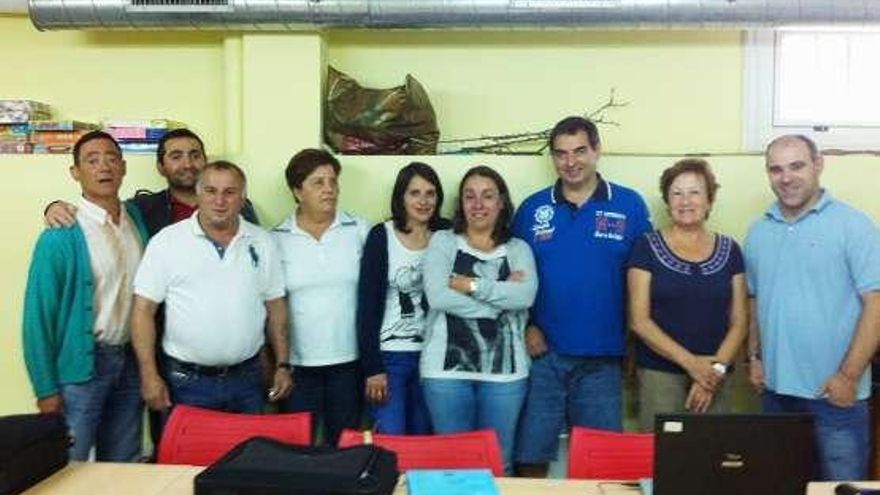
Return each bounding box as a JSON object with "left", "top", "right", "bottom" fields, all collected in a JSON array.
[{"left": 711, "top": 362, "right": 727, "bottom": 375}]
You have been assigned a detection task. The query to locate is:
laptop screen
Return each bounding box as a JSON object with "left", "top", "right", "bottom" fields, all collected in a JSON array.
[{"left": 653, "top": 413, "right": 816, "bottom": 495}]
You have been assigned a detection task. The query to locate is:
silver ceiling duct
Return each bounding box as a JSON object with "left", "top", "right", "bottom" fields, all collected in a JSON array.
[{"left": 29, "top": 0, "right": 880, "bottom": 31}]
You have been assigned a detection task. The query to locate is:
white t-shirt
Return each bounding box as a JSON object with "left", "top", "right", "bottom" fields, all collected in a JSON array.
[
  {"left": 272, "top": 211, "right": 368, "bottom": 367},
  {"left": 379, "top": 221, "right": 428, "bottom": 352},
  {"left": 134, "top": 213, "right": 285, "bottom": 365}
]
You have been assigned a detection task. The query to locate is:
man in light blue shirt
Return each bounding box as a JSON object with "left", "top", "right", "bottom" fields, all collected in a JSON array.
[{"left": 745, "top": 134, "right": 880, "bottom": 480}]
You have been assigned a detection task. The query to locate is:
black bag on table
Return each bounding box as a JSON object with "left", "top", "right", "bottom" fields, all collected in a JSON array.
[
  {"left": 0, "top": 413, "right": 69, "bottom": 495},
  {"left": 194, "top": 436, "right": 399, "bottom": 495}
]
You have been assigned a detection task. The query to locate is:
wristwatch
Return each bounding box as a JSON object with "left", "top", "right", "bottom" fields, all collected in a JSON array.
[
  {"left": 711, "top": 361, "right": 729, "bottom": 376},
  {"left": 469, "top": 279, "right": 478, "bottom": 294}
]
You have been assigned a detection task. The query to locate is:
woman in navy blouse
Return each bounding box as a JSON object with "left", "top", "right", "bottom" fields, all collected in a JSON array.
[
  {"left": 627, "top": 158, "right": 748, "bottom": 432},
  {"left": 356, "top": 162, "right": 449, "bottom": 434}
]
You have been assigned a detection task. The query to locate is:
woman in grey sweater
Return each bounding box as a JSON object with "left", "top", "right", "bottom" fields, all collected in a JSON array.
[{"left": 420, "top": 165, "right": 538, "bottom": 473}]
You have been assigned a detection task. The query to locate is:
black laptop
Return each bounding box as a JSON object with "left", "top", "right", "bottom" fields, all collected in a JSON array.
[{"left": 652, "top": 413, "right": 816, "bottom": 495}]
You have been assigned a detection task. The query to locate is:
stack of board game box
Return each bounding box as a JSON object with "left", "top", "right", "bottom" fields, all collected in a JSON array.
[
  {"left": 30, "top": 121, "right": 100, "bottom": 154},
  {"left": 104, "top": 119, "right": 185, "bottom": 154},
  {"left": 0, "top": 122, "right": 31, "bottom": 154},
  {"left": 0, "top": 100, "right": 51, "bottom": 154},
  {"left": 0, "top": 101, "right": 188, "bottom": 155}
]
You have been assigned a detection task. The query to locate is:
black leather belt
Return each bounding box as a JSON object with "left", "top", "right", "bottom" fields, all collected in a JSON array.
[{"left": 167, "top": 353, "right": 259, "bottom": 377}]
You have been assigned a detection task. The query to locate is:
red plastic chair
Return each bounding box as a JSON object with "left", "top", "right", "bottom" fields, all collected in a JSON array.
[
  {"left": 338, "top": 429, "right": 504, "bottom": 476},
  {"left": 567, "top": 426, "right": 654, "bottom": 479},
  {"left": 157, "top": 405, "right": 311, "bottom": 466}
]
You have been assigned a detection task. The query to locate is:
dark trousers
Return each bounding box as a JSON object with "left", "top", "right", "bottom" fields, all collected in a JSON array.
[
  {"left": 164, "top": 355, "right": 265, "bottom": 414},
  {"left": 284, "top": 360, "right": 361, "bottom": 446}
]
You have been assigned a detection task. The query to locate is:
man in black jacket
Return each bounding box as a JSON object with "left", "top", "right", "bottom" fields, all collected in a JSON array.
[{"left": 132, "top": 128, "right": 260, "bottom": 233}]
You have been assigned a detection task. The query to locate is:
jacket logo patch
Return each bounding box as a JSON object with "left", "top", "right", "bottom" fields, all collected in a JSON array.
[{"left": 532, "top": 204, "right": 555, "bottom": 242}]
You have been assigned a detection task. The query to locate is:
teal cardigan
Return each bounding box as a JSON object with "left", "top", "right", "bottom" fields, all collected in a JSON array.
[{"left": 22, "top": 201, "right": 149, "bottom": 399}]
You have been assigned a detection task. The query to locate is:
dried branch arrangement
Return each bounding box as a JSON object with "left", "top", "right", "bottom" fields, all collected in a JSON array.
[{"left": 438, "top": 89, "right": 627, "bottom": 155}]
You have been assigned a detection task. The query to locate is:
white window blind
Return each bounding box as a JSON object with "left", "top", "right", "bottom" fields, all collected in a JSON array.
[{"left": 743, "top": 29, "right": 880, "bottom": 151}]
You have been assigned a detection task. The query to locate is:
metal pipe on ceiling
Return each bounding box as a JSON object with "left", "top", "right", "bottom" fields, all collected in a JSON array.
[{"left": 28, "top": 0, "right": 880, "bottom": 31}]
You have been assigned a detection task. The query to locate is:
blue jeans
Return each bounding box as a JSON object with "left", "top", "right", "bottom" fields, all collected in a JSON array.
[
  {"left": 422, "top": 377, "right": 527, "bottom": 474},
  {"left": 763, "top": 390, "right": 868, "bottom": 481},
  {"left": 515, "top": 352, "right": 622, "bottom": 464},
  {"left": 284, "top": 360, "right": 361, "bottom": 446},
  {"left": 370, "top": 352, "right": 431, "bottom": 435},
  {"left": 61, "top": 343, "right": 143, "bottom": 462},
  {"left": 165, "top": 356, "right": 265, "bottom": 414}
]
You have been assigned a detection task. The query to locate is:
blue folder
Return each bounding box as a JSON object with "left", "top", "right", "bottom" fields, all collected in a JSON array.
[{"left": 406, "top": 469, "right": 499, "bottom": 495}]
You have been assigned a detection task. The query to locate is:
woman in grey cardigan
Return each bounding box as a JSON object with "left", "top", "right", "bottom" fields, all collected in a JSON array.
[{"left": 420, "top": 165, "right": 538, "bottom": 473}]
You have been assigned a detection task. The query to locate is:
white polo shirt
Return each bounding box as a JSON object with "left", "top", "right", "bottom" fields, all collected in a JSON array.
[
  {"left": 134, "top": 213, "right": 285, "bottom": 366},
  {"left": 272, "top": 211, "right": 368, "bottom": 367}
]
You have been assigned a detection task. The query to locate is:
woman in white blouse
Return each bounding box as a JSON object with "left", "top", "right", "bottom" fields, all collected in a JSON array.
[{"left": 271, "top": 148, "right": 368, "bottom": 446}]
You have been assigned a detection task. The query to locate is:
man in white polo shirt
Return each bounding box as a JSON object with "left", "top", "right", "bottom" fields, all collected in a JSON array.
[{"left": 131, "top": 160, "right": 292, "bottom": 414}]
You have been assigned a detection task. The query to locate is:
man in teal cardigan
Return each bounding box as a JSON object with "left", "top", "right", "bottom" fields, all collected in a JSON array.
[{"left": 22, "top": 131, "right": 149, "bottom": 461}]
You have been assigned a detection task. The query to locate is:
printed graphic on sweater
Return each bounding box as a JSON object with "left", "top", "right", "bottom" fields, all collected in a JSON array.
[{"left": 443, "top": 251, "right": 523, "bottom": 374}]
